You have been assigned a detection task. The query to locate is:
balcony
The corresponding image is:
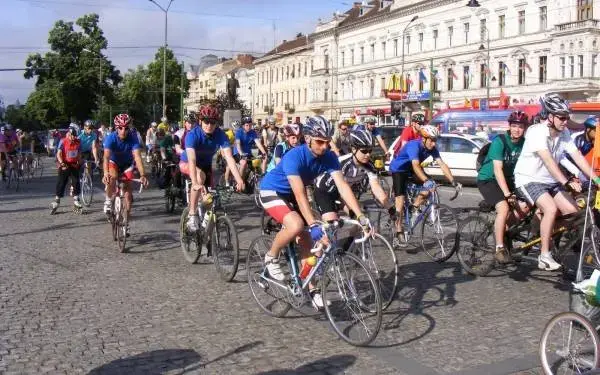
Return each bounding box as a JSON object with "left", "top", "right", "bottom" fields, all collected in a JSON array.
[
  {"left": 554, "top": 19, "right": 600, "bottom": 34},
  {"left": 311, "top": 68, "right": 329, "bottom": 77}
]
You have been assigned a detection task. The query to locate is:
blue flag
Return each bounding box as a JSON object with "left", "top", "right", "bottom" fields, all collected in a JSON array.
[{"left": 419, "top": 69, "right": 428, "bottom": 83}]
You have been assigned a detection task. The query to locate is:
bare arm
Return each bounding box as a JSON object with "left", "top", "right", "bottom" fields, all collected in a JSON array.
[
  {"left": 329, "top": 140, "right": 341, "bottom": 156},
  {"left": 222, "top": 147, "right": 244, "bottom": 187},
  {"left": 369, "top": 178, "right": 390, "bottom": 208},
  {"left": 436, "top": 158, "right": 455, "bottom": 184},
  {"left": 133, "top": 149, "right": 146, "bottom": 177},
  {"left": 492, "top": 160, "right": 511, "bottom": 196},
  {"left": 411, "top": 160, "right": 429, "bottom": 183},
  {"left": 255, "top": 139, "right": 267, "bottom": 155},
  {"left": 186, "top": 147, "right": 200, "bottom": 187},
  {"left": 235, "top": 139, "right": 243, "bottom": 156},
  {"left": 376, "top": 135, "right": 387, "bottom": 154},
  {"left": 289, "top": 175, "right": 316, "bottom": 226}
]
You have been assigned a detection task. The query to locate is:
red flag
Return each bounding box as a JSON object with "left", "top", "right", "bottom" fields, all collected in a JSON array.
[
  {"left": 524, "top": 62, "right": 532, "bottom": 72},
  {"left": 450, "top": 68, "right": 458, "bottom": 80}
]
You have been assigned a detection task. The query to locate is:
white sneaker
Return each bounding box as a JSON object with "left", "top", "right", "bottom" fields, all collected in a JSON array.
[
  {"left": 103, "top": 199, "right": 112, "bottom": 214},
  {"left": 264, "top": 254, "right": 285, "bottom": 281},
  {"left": 538, "top": 253, "right": 562, "bottom": 271},
  {"left": 73, "top": 198, "right": 82, "bottom": 209},
  {"left": 50, "top": 199, "right": 60, "bottom": 210},
  {"left": 186, "top": 215, "right": 200, "bottom": 232},
  {"left": 310, "top": 290, "right": 331, "bottom": 310}
]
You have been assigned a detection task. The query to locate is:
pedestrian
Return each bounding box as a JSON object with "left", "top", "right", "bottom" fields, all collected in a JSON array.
[{"left": 50, "top": 126, "right": 83, "bottom": 213}]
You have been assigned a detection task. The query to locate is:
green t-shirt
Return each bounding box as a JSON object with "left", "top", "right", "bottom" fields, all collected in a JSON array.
[
  {"left": 477, "top": 134, "right": 524, "bottom": 183},
  {"left": 158, "top": 135, "right": 174, "bottom": 158}
]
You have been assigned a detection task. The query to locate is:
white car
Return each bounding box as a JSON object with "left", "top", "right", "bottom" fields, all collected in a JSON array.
[{"left": 386, "top": 133, "right": 489, "bottom": 184}]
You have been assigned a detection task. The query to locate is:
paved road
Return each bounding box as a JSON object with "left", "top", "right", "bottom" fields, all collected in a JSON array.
[{"left": 0, "top": 159, "right": 573, "bottom": 374}]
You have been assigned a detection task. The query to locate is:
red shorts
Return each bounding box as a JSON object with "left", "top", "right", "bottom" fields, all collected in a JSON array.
[
  {"left": 108, "top": 160, "right": 135, "bottom": 180},
  {"left": 259, "top": 190, "right": 298, "bottom": 224}
]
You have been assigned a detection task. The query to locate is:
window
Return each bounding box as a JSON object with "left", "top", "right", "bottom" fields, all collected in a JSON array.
[
  {"left": 463, "top": 66, "right": 470, "bottom": 89},
  {"left": 311, "top": 60, "right": 313, "bottom": 73},
  {"left": 480, "top": 63, "right": 487, "bottom": 87},
  {"left": 464, "top": 22, "right": 469, "bottom": 44},
  {"left": 350, "top": 49, "right": 355, "bottom": 65},
  {"left": 593, "top": 54, "right": 597, "bottom": 76},
  {"left": 448, "top": 26, "right": 453, "bottom": 47},
  {"left": 498, "top": 61, "right": 505, "bottom": 86},
  {"left": 418, "top": 73, "right": 424, "bottom": 91},
  {"left": 560, "top": 57, "right": 566, "bottom": 78},
  {"left": 578, "top": 0, "right": 593, "bottom": 20},
  {"left": 579, "top": 55, "right": 584, "bottom": 77},
  {"left": 341, "top": 83, "right": 345, "bottom": 99},
  {"left": 380, "top": 77, "right": 386, "bottom": 96},
  {"left": 518, "top": 59, "right": 526, "bottom": 84},
  {"left": 433, "top": 29, "right": 438, "bottom": 49},
  {"left": 539, "top": 56, "right": 547, "bottom": 83},
  {"left": 304, "top": 88, "right": 307, "bottom": 103},
  {"left": 393, "top": 39, "right": 398, "bottom": 56},
  {"left": 276, "top": 92, "right": 279, "bottom": 106},
  {"left": 539, "top": 6, "right": 547, "bottom": 30},
  {"left": 499, "top": 15, "right": 505, "bottom": 38},
  {"left": 370, "top": 43, "right": 375, "bottom": 61},
  {"left": 432, "top": 71, "right": 438, "bottom": 92},
  {"left": 448, "top": 138, "right": 474, "bottom": 153},
  {"left": 298, "top": 89, "right": 300, "bottom": 104},
  {"left": 447, "top": 68, "right": 454, "bottom": 91},
  {"left": 370, "top": 78, "right": 375, "bottom": 97},
  {"left": 291, "top": 65, "right": 295, "bottom": 79},
  {"left": 518, "top": 10, "right": 525, "bottom": 35},
  {"left": 418, "top": 32, "right": 424, "bottom": 51},
  {"left": 570, "top": 55, "right": 575, "bottom": 77},
  {"left": 406, "top": 35, "right": 411, "bottom": 54},
  {"left": 276, "top": 69, "right": 279, "bottom": 82},
  {"left": 286, "top": 91, "right": 289, "bottom": 103},
  {"left": 358, "top": 80, "right": 363, "bottom": 98},
  {"left": 360, "top": 47, "right": 364, "bottom": 64},
  {"left": 324, "top": 54, "right": 329, "bottom": 71},
  {"left": 382, "top": 41, "right": 386, "bottom": 59},
  {"left": 286, "top": 66, "right": 289, "bottom": 79},
  {"left": 292, "top": 90, "right": 295, "bottom": 105},
  {"left": 341, "top": 51, "right": 345, "bottom": 67},
  {"left": 349, "top": 82, "right": 354, "bottom": 99},
  {"left": 324, "top": 88, "right": 328, "bottom": 102},
  {"left": 480, "top": 19, "right": 486, "bottom": 42},
  {"left": 304, "top": 62, "right": 307, "bottom": 76}
]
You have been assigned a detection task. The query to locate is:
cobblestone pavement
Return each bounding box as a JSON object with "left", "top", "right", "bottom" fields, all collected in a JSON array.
[{"left": 0, "top": 160, "right": 573, "bottom": 374}]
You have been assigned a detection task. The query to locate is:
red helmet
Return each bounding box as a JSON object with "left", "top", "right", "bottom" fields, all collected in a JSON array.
[
  {"left": 283, "top": 124, "right": 301, "bottom": 137},
  {"left": 198, "top": 105, "right": 220, "bottom": 121},
  {"left": 114, "top": 113, "right": 132, "bottom": 127},
  {"left": 507, "top": 110, "right": 529, "bottom": 126}
]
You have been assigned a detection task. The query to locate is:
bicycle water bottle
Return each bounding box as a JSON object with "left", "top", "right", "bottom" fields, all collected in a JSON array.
[{"left": 299, "top": 256, "right": 317, "bottom": 279}]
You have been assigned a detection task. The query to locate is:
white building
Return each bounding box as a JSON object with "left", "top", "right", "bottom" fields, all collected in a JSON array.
[
  {"left": 253, "top": 34, "right": 313, "bottom": 126},
  {"left": 309, "top": 0, "right": 600, "bottom": 124}
]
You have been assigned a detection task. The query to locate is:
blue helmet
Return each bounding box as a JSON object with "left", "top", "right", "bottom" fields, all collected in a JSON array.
[
  {"left": 583, "top": 116, "right": 597, "bottom": 129},
  {"left": 303, "top": 116, "right": 333, "bottom": 139}
]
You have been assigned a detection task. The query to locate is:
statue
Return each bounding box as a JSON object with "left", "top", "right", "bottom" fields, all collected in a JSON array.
[{"left": 226, "top": 72, "right": 240, "bottom": 106}]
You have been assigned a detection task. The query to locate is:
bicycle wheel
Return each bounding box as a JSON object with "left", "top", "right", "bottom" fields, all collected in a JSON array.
[
  {"left": 80, "top": 173, "right": 93, "bottom": 207},
  {"left": 322, "top": 251, "right": 382, "bottom": 346},
  {"left": 253, "top": 175, "right": 262, "bottom": 208},
  {"left": 456, "top": 214, "right": 497, "bottom": 276},
  {"left": 348, "top": 232, "right": 399, "bottom": 310},
  {"left": 164, "top": 189, "right": 175, "bottom": 213},
  {"left": 246, "top": 235, "right": 292, "bottom": 318},
  {"left": 212, "top": 214, "right": 239, "bottom": 282},
  {"left": 420, "top": 204, "right": 458, "bottom": 262},
  {"left": 180, "top": 207, "right": 202, "bottom": 264},
  {"left": 115, "top": 197, "right": 127, "bottom": 253},
  {"left": 36, "top": 158, "right": 44, "bottom": 179},
  {"left": 540, "top": 311, "right": 600, "bottom": 375}
]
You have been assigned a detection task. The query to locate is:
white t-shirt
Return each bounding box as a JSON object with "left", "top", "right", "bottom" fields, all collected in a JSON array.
[{"left": 514, "top": 122, "right": 577, "bottom": 186}]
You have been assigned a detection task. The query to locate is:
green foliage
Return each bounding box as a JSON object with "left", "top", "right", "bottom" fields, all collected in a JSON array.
[{"left": 146, "top": 47, "right": 189, "bottom": 122}]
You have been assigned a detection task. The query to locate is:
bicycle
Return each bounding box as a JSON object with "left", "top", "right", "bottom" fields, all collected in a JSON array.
[
  {"left": 3, "top": 153, "right": 21, "bottom": 191},
  {"left": 79, "top": 160, "right": 95, "bottom": 207},
  {"left": 107, "top": 177, "right": 144, "bottom": 253},
  {"left": 179, "top": 183, "right": 239, "bottom": 282},
  {"left": 163, "top": 162, "right": 185, "bottom": 213},
  {"left": 375, "top": 182, "right": 461, "bottom": 262},
  {"left": 31, "top": 153, "right": 44, "bottom": 179},
  {"left": 246, "top": 218, "right": 383, "bottom": 346}
]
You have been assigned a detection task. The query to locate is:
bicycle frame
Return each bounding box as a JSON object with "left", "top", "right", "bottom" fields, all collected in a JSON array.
[{"left": 403, "top": 185, "right": 440, "bottom": 233}]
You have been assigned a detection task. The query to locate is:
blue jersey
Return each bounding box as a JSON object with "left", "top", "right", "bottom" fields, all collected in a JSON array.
[
  {"left": 234, "top": 128, "right": 257, "bottom": 155},
  {"left": 78, "top": 131, "right": 97, "bottom": 152},
  {"left": 103, "top": 131, "right": 141, "bottom": 167},
  {"left": 182, "top": 127, "right": 230, "bottom": 168},
  {"left": 354, "top": 124, "right": 381, "bottom": 138},
  {"left": 266, "top": 141, "right": 292, "bottom": 173},
  {"left": 260, "top": 144, "right": 340, "bottom": 195},
  {"left": 390, "top": 139, "right": 440, "bottom": 173}
]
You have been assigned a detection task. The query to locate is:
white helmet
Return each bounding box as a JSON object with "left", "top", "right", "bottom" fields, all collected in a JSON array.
[
  {"left": 420, "top": 125, "right": 440, "bottom": 139},
  {"left": 267, "top": 116, "right": 276, "bottom": 125},
  {"left": 160, "top": 116, "right": 167, "bottom": 123},
  {"left": 151, "top": 122, "right": 157, "bottom": 127}
]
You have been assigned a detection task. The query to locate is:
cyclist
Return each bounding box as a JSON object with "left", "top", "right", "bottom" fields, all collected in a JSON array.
[
  {"left": 266, "top": 124, "right": 301, "bottom": 173},
  {"left": 174, "top": 112, "right": 197, "bottom": 157},
  {"left": 514, "top": 93, "right": 600, "bottom": 271},
  {"left": 157, "top": 116, "right": 169, "bottom": 134},
  {"left": 330, "top": 120, "right": 352, "bottom": 156},
  {"left": 355, "top": 116, "right": 388, "bottom": 157},
  {"left": 477, "top": 111, "right": 531, "bottom": 263},
  {"left": 389, "top": 125, "right": 461, "bottom": 248},
  {"left": 50, "top": 126, "right": 83, "bottom": 211},
  {"left": 314, "top": 128, "right": 392, "bottom": 222},
  {"left": 102, "top": 114, "right": 149, "bottom": 230},
  {"left": 0, "top": 125, "right": 20, "bottom": 181},
  {"left": 157, "top": 128, "right": 174, "bottom": 162},
  {"left": 225, "top": 116, "right": 267, "bottom": 186},
  {"left": 258, "top": 116, "right": 371, "bottom": 309},
  {"left": 181, "top": 104, "right": 245, "bottom": 232},
  {"left": 261, "top": 117, "right": 279, "bottom": 173},
  {"left": 79, "top": 120, "right": 100, "bottom": 176},
  {"left": 145, "top": 122, "right": 158, "bottom": 163},
  {"left": 560, "top": 116, "right": 599, "bottom": 181},
  {"left": 393, "top": 113, "right": 425, "bottom": 157}
]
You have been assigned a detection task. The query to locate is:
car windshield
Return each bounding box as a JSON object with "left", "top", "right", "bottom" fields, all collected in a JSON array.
[{"left": 471, "top": 137, "right": 488, "bottom": 148}]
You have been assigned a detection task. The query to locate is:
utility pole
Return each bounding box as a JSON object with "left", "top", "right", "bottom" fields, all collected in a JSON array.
[
  {"left": 180, "top": 61, "right": 184, "bottom": 125},
  {"left": 148, "top": 0, "right": 174, "bottom": 119}
]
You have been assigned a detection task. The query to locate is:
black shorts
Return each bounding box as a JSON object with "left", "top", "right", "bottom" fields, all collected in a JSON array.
[
  {"left": 477, "top": 180, "right": 510, "bottom": 207},
  {"left": 313, "top": 185, "right": 341, "bottom": 214},
  {"left": 391, "top": 172, "right": 411, "bottom": 198},
  {"left": 81, "top": 151, "right": 93, "bottom": 161}
]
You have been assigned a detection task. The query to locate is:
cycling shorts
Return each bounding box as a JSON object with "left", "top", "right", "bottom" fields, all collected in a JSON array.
[
  {"left": 391, "top": 172, "right": 412, "bottom": 198},
  {"left": 108, "top": 160, "right": 135, "bottom": 180},
  {"left": 313, "top": 185, "right": 341, "bottom": 215},
  {"left": 259, "top": 190, "right": 301, "bottom": 224},
  {"left": 516, "top": 182, "right": 564, "bottom": 206},
  {"left": 179, "top": 162, "right": 212, "bottom": 188}
]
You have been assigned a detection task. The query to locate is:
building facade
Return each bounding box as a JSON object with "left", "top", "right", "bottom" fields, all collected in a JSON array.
[{"left": 309, "top": 0, "right": 600, "bottom": 124}]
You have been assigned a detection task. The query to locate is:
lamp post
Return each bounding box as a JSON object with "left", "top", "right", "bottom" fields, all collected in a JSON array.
[
  {"left": 148, "top": 0, "right": 174, "bottom": 119},
  {"left": 481, "top": 27, "right": 491, "bottom": 104},
  {"left": 82, "top": 48, "right": 103, "bottom": 121},
  {"left": 400, "top": 15, "right": 418, "bottom": 125}
]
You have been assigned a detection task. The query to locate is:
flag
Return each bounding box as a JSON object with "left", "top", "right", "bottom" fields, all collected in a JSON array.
[
  {"left": 483, "top": 64, "right": 490, "bottom": 76},
  {"left": 419, "top": 69, "right": 428, "bottom": 83},
  {"left": 524, "top": 61, "right": 532, "bottom": 72},
  {"left": 387, "top": 74, "right": 397, "bottom": 91},
  {"left": 406, "top": 74, "right": 413, "bottom": 91},
  {"left": 450, "top": 68, "right": 458, "bottom": 80},
  {"left": 503, "top": 62, "right": 511, "bottom": 74},
  {"left": 397, "top": 74, "right": 404, "bottom": 91},
  {"left": 433, "top": 69, "right": 440, "bottom": 80},
  {"left": 464, "top": 97, "right": 471, "bottom": 107}
]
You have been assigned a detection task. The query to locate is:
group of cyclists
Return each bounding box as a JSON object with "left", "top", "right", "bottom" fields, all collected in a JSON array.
[{"left": 0, "top": 124, "right": 44, "bottom": 183}]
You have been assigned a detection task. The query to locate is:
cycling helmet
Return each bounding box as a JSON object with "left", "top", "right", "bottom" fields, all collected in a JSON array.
[
  {"left": 304, "top": 116, "right": 333, "bottom": 139},
  {"left": 68, "top": 125, "right": 78, "bottom": 136},
  {"left": 16, "top": 128, "right": 22, "bottom": 133},
  {"left": 283, "top": 124, "right": 301, "bottom": 137},
  {"left": 411, "top": 113, "right": 426, "bottom": 125},
  {"left": 198, "top": 104, "right": 220, "bottom": 121},
  {"left": 364, "top": 116, "right": 377, "bottom": 124},
  {"left": 114, "top": 113, "right": 132, "bottom": 127},
  {"left": 231, "top": 120, "right": 240, "bottom": 130},
  {"left": 507, "top": 110, "right": 530, "bottom": 126},
  {"left": 184, "top": 111, "right": 197, "bottom": 124},
  {"left": 540, "top": 93, "right": 570, "bottom": 116},
  {"left": 160, "top": 116, "right": 167, "bottom": 123},
  {"left": 241, "top": 116, "right": 253, "bottom": 124},
  {"left": 583, "top": 116, "right": 598, "bottom": 129},
  {"left": 420, "top": 125, "right": 440, "bottom": 139},
  {"left": 84, "top": 119, "right": 94, "bottom": 127},
  {"left": 267, "top": 116, "right": 276, "bottom": 125},
  {"left": 151, "top": 122, "right": 157, "bottom": 127},
  {"left": 350, "top": 129, "right": 373, "bottom": 148}
]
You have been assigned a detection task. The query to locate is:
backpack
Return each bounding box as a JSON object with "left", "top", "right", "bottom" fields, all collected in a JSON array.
[{"left": 476, "top": 134, "right": 509, "bottom": 171}]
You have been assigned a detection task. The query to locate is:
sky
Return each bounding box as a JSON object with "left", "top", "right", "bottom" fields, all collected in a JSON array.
[{"left": 0, "top": 0, "right": 349, "bottom": 105}]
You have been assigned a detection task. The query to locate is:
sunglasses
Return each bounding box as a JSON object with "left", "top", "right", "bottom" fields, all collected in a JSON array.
[
  {"left": 116, "top": 126, "right": 128, "bottom": 131},
  {"left": 202, "top": 118, "right": 218, "bottom": 125},
  {"left": 555, "top": 115, "right": 570, "bottom": 121},
  {"left": 312, "top": 138, "right": 329, "bottom": 146},
  {"left": 359, "top": 148, "right": 373, "bottom": 154}
]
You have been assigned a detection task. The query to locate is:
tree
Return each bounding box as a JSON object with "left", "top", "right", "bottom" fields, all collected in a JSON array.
[
  {"left": 24, "top": 13, "right": 121, "bottom": 127},
  {"left": 116, "top": 65, "right": 154, "bottom": 128},
  {"left": 146, "top": 47, "right": 189, "bottom": 123}
]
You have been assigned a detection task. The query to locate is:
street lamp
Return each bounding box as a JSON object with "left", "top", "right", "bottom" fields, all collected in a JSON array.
[
  {"left": 400, "top": 15, "right": 418, "bottom": 125},
  {"left": 148, "top": 0, "right": 174, "bottom": 119},
  {"left": 82, "top": 48, "right": 103, "bottom": 120}
]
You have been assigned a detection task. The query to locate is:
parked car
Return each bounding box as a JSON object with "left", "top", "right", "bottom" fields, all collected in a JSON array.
[
  {"left": 372, "top": 125, "right": 403, "bottom": 159},
  {"left": 385, "top": 133, "right": 488, "bottom": 185}
]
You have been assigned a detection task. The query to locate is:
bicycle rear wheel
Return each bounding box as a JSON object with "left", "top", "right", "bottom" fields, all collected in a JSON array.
[
  {"left": 420, "top": 204, "right": 458, "bottom": 262},
  {"left": 322, "top": 251, "right": 382, "bottom": 347},
  {"left": 212, "top": 214, "right": 239, "bottom": 282},
  {"left": 80, "top": 173, "right": 93, "bottom": 207},
  {"left": 179, "top": 207, "right": 202, "bottom": 264},
  {"left": 456, "top": 214, "right": 497, "bottom": 276},
  {"left": 246, "top": 235, "right": 291, "bottom": 317},
  {"left": 540, "top": 311, "right": 600, "bottom": 375},
  {"left": 164, "top": 189, "right": 175, "bottom": 213}
]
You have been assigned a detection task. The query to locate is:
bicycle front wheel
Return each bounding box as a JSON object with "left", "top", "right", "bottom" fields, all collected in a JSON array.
[
  {"left": 420, "top": 204, "right": 458, "bottom": 262},
  {"left": 456, "top": 215, "right": 496, "bottom": 276},
  {"left": 212, "top": 214, "right": 239, "bottom": 282},
  {"left": 80, "top": 174, "right": 93, "bottom": 207},
  {"left": 322, "top": 251, "right": 382, "bottom": 347},
  {"left": 115, "top": 197, "right": 127, "bottom": 253},
  {"left": 540, "top": 311, "right": 600, "bottom": 375},
  {"left": 180, "top": 207, "right": 202, "bottom": 264}
]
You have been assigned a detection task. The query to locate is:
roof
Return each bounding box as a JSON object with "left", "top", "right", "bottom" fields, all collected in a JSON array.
[
  {"left": 337, "top": 0, "right": 391, "bottom": 28},
  {"left": 263, "top": 35, "right": 311, "bottom": 58}
]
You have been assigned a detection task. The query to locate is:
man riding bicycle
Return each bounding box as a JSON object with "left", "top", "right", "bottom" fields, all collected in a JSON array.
[
  {"left": 225, "top": 116, "right": 267, "bottom": 186},
  {"left": 560, "top": 116, "right": 599, "bottom": 182},
  {"left": 514, "top": 93, "right": 600, "bottom": 271},
  {"left": 79, "top": 120, "right": 100, "bottom": 175},
  {"left": 355, "top": 116, "right": 388, "bottom": 157},
  {"left": 393, "top": 113, "right": 425, "bottom": 157},
  {"left": 259, "top": 116, "right": 371, "bottom": 309},
  {"left": 477, "top": 111, "right": 531, "bottom": 263},
  {"left": 50, "top": 126, "right": 83, "bottom": 212},
  {"left": 145, "top": 122, "right": 158, "bottom": 163},
  {"left": 102, "top": 114, "right": 149, "bottom": 231},
  {"left": 389, "top": 125, "right": 461, "bottom": 249},
  {"left": 265, "top": 124, "right": 301, "bottom": 173},
  {"left": 181, "top": 105, "right": 244, "bottom": 232},
  {"left": 329, "top": 120, "right": 352, "bottom": 156},
  {"left": 261, "top": 117, "right": 280, "bottom": 173}
]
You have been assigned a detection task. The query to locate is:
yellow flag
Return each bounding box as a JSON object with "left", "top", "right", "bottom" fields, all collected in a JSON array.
[{"left": 595, "top": 122, "right": 600, "bottom": 158}]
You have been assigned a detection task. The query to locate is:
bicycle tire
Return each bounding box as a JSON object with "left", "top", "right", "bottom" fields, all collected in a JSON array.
[
  {"left": 322, "top": 251, "right": 383, "bottom": 347},
  {"left": 348, "top": 232, "right": 399, "bottom": 310},
  {"left": 212, "top": 214, "right": 239, "bottom": 282},
  {"left": 116, "top": 197, "right": 127, "bottom": 253},
  {"left": 420, "top": 204, "right": 458, "bottom": 262},
  {"left": 246, "top": 235, "right": 292, "bottom": 318},
  {"left": 110, "top": 200, "right": 117, "bottom": 241},
  {"left": 165, "top": 190, "right": 175, "bottom": 213},
  {"left": 81, "top": 173, "right": 93, "bottom": 207},
  {"left": 539, "top": 311, "right": 600, "bottom": 375},
  {"left": 456, "top": 214, "right": 497, "bottom": 276},
  {"left": 253, "top": 175, "right": 262, "bottom": 208},
  {"left": 179, "top": 207, "right": 202, "bottom": 264}
]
